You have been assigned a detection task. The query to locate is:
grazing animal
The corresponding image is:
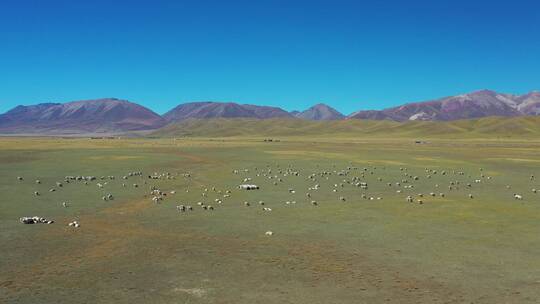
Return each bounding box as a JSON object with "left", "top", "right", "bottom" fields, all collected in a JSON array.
[
  {"left": 20, "top": 216, "right": 53, "bottom": 224},
  {"left": 239, "top": 184, "right": 259, "bottom": 190}
]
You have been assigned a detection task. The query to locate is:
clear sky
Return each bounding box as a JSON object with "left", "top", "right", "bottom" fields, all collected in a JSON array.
[{"left": 1, "top": 0, "right": 539, "bottom": 115}]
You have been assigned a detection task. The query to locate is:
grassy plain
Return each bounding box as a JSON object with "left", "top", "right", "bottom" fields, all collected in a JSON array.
[
  {"left": 1, "top": 136, "right": 540, "bottom": 303},
  {"left": 154, "top": 116, "right": 540, "bottom": 139}
]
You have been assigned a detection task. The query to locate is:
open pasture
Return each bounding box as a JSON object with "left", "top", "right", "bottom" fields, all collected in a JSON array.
[{"left": 1, "top": 137, "right": 540, "bottom": 303}]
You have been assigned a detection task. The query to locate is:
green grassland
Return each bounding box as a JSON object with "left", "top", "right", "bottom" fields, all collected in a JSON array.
[
  {"left": 153, "top": 116, "right": 540, "bottom": 139},
  {"left": 1, "top": 136, "right": 540, "bottom": 303}
]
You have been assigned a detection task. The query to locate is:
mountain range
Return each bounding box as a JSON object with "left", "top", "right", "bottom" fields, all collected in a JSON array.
[
  {"left": 349, "top": 90, "right": 540, "bottom": 121},
  {"left": 1, "top": 89, "right": 540, "bottom": 134}
]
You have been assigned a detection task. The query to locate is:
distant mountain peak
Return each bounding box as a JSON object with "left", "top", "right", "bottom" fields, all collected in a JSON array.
[
  {"left": 313, "top": 102, "right": 330, "bottom": 107},
  {"left": 295, "top": 103, "right": 344, "bottom": 120},
  {"left": 470, "top": 89, "right": 497, "bottom": 95}
]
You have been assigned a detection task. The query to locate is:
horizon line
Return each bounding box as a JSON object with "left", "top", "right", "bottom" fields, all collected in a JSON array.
[{"left": 2, "top": 88, "right": 539, "bottom": 116}]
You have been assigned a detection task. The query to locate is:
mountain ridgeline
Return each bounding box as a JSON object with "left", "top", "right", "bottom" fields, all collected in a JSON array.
[
  {"left": 1, "top": 89, "right": 540, "bottom": 135},
  {"left": 162, "top": 102, "right": 293, "bottom": 122},
  {"left": 349, "top": 90, "right": 540, "bottom": 121}
]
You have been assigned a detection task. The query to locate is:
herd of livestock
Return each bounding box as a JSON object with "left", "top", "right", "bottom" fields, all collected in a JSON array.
[{"left": 16, "top": 164, "right": 535, "bottom": 235}]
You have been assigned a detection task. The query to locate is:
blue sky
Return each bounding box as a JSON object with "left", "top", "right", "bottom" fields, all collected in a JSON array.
[{"left": 1, "top": 0, "right": 539, "bottom": 115}]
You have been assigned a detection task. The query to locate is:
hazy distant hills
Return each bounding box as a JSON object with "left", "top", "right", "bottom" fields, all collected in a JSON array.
[
  {"left": 348, "top": 90, "right": 540, "bottom": 121},
  {"left": 0, "top": 98, "right": 166, "bottom": 134},
  {"left": 2, "top": 89, "right": 540, "bottom": 135}
]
